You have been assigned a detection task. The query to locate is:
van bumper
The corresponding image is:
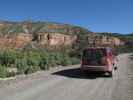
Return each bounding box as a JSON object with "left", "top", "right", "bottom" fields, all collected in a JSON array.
[{"left": 81, "top": 65, "right": 110, "bottom": 72}]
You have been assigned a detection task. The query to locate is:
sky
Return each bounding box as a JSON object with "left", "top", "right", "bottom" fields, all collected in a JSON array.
[{"left": 0, "top": 0, "right": 132, "bottom": 34}]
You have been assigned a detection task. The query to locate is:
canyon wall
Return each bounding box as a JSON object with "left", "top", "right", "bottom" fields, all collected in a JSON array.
[
  {"left": 37, "top": 33, "right": 77, "bottom": 46},
  {"left": 0, "top": 33, "right": 77, "bottom": 49},
  {"left": 0, "top": 33, "right": 32, "bottom": 49}
]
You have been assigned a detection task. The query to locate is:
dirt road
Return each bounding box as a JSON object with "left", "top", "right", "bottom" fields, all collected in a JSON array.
[{"left": 0, "top": 54, "right": 133, "bottom": 100}]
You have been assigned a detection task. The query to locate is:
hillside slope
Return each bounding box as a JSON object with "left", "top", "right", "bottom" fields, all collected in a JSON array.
[{"left": 0, "top": 21, "right": 90, "bottom": 35}]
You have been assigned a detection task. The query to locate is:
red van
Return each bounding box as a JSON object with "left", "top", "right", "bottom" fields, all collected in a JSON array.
[{"left": 81, "top": 47, "right": 116, "bottom": 77}]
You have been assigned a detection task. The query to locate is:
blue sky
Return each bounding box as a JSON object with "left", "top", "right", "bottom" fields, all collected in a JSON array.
[{"left": 0, "top": 0, "right": 133, "bottom": 34}]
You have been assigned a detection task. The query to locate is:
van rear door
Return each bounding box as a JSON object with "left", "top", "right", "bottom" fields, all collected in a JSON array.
[{"left": 82, "top": 48, "right": 107, "bottom": 66}]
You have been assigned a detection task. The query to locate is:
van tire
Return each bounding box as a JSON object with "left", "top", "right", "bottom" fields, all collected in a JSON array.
[{"left": 108, "top": 72, "right": 113, "bottom": 77}]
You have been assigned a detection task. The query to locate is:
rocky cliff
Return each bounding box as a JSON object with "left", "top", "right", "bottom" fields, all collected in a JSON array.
[
  {"left": 0, "top": 33, "right": 32, "bottom": 49},
  {"left": 37, "top": 33, "right": 77, "bottom": 46},
  {"left": 0, "top": 21, "right": 91, "bottom": 49}
]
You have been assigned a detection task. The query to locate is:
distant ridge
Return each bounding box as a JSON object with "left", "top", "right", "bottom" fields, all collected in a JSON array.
[{"left": 0, "top": 21, "right": 91, "bottom": 35}]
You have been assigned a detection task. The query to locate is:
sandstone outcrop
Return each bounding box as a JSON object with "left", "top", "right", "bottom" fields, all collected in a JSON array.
[
  {"left": 37, "top": 33, "right": 77, "bottom": 46},
  {"left": 0, "top": 21, "right": 90, "bottom": 49},
  {"left": 0, "top": 33, "right": 32, "bottom": 49},
  {"left": 0, "top": 33, "right": 77, "bottom": 49}
]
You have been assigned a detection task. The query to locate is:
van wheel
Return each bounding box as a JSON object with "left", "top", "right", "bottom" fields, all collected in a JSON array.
[
  {"left": 105, "top": 71, "right": 112, "bottom": 77},
  {"left": 108, "top": 72, "right": 112, "bottom": 77}
]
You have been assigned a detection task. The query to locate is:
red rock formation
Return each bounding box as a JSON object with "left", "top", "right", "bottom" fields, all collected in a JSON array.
[
  {"left": 0, "top": 33, "right": 77, "bottom": 49},
  {"left": 38, "top": 33, "right": 77, "bottom": 46},
  {"left": 0, "top": 33, "right": 32, "bottom": 49}
]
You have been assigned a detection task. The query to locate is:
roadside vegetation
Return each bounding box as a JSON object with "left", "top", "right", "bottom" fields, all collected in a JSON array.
[
  {"left": 115, "top": 45, "right": 133, "bottom": 54},
  {"left": 0, "top": 49, "right": 80, "bottom": 78}
]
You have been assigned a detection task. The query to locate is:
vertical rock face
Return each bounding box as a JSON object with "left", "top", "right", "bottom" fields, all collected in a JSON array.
[
  {"left": 14, "top": 33, "right": 33, "bottom": 48},
  {"left": 0, "top": 32, "right": 77, "bottom": 49},
  {"left": 0, "top": 33, "right": 32, "bottom": 49},
  {"left": 37, "top": 33, "right": 77, "bottom": 46},
  {"left": 112, "top": 37, "right": 121, "bottom": 46},
  {"left": 0, "top": 32, "right": 121, "bottom": 49},
  {"left": 0, "top": 21, "right": 91, "bottom": 49},
  {"left": 87, "top": 33, "right": 121, "bottom": 47}
]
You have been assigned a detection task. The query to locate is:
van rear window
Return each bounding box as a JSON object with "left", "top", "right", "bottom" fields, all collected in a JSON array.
[
  {"left": 83, "top": 49, "right": 106, "bottom": 58},
  {"left": 82, "top": 49, "right": 106, "bottom": 65}
]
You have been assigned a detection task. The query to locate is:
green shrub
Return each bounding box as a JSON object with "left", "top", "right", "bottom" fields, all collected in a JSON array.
[
  {"left": 26, "top": 51, "right": 41, "bottom": 67},
  {"left": 0, "top": 65, "right": 8, "bottom": 78},
  {"left": 0, "top": 50, "right": 18, "bottom": 67},
  {"left": 27, "top": 57, "right": 40, "bottom": 67},
  {"left": 53, "top": 52, "right": 63, "bottom": 65},
  {"left": 0, "top": 49, "right": 80, "bottom": 77},
  {"left": 25, "top": 66, "right": 40, "bottom": 74},
  {"left": 15, "top": 58, "right": 28, "bottom": 74},
  {"left": 61, "top": 54, "right": 72, "bottom": 66},
  {"left": 48, "top": 53, "right": 59, "bottom": 67},
  {"left": 71, "top": 57, "right": 80, "bottom": 65},
  {"left": 115, "top": 45, "right": 133, "bottom": 54},
  {"left": 39, "top": 53, "right": 48, "bottom": 70}
]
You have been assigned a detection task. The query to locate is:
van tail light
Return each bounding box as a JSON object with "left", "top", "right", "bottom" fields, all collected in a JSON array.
[
  {"left": 101, "top": 56, "right": 107, "bottom": 65},
  {"left": 106, "top": 57, "right": 111, "bottom": 66}
]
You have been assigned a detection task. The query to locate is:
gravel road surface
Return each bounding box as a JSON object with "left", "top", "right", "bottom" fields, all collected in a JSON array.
[{"left": 0, "top": 54, "right": 133, "bottom": 100}]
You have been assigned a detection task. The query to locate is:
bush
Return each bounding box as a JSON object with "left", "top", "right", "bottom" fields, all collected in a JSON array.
[
  {"left": 0, "top": 50, "right": 18, "bottom": 67},
  {"left": 15, "top": 58, "right": 28, "bottom": 74},
  {"left": 39, "top": 53, "right": 48, "bottom": 70},
  {"left": 26, "top": 51, "right": 41, "bottom": 67},
  {"left": 27, "top": 56, "right": 40, "bottom": 67},
  {"left": 51, "top": 52, "right": 62, "bottom": 65},
  {"left": 16, "top": 51, "right": 42, "bottom": 74},
  {"left": 71, "top": 57, "right": 80, "bottom": 65},
  {"left": 25, "top": 66, "right": 40, "bottom": 74},
  {"left": 0, "top": 65, "right": 8, "bottom": 78},
  {"left": 47, "top": 53, "right": 56, "bottom": 67},
  {"left": 115, "top": 45, "right": 133, "bottom": 54},
  {"left": 47, "top": 52, "right": 62, "bottom": 67},
  {"left": 61, "top": 54, "right": 72, "bottom": 66}
]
